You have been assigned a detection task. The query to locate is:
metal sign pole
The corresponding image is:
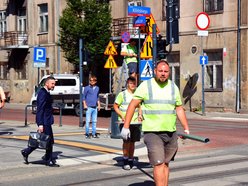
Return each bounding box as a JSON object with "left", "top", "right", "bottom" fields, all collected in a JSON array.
[
  {"left": 109, "top": 69, "right": 112, "bottom": 93},
  {"left": 201, "top": 36, "right": 205, "bottom": 116},
  {"left": 79, "top": 38, "right": 84, "bottom": 127},
  {"left": 37, "top": 67, "right": 40, "bottom": 85},
  {"left": 138, "top": 28, "right": 141, "bottom": 84},
  {"left": 152, "top": 24, "right": 157, "bottom": 68}
]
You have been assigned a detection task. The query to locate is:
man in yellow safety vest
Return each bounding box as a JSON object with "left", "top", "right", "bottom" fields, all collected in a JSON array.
[{"left": 121, "top": 60, "right": 190, "bottom": 186}]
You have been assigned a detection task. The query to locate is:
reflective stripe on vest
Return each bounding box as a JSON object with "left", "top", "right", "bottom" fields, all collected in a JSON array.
[
  {"left": 119, "top": 91, "right": 128, "bottom": 112},
  {"left": 143, "top": 79, "right": 176, "bottom": 114},
  {"left": 119, "top": 91, "right": 138, "bottom": 112}
]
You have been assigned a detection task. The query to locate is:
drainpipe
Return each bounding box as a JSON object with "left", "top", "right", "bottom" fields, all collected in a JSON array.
[
  {"left": 56, "top": 0, "right": 61, "bottom": 74},
  {"left": 236, "top": 0, "right": 241, "bottom": 113}
]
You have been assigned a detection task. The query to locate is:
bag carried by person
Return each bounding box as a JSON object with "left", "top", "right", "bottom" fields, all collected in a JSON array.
[{"left": 28, "top": 132, "right": 51, "bottom": 150}]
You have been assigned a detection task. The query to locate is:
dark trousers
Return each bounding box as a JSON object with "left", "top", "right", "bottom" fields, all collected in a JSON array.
[{"left": 23, "top": 125, "right": 54, "bottom": 161}]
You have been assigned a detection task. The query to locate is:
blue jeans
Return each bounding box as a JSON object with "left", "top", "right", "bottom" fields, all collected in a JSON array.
[{"left": 85, "top": 107, "right": 98, "bottom": 135}]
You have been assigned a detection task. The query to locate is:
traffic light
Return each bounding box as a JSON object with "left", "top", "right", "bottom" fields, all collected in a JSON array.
[
  {"left": 157, "top": 35, "right": 167, "bottom": 59},
  {"left": 166, "top": 0, "right": 179, "bottom": 45}
]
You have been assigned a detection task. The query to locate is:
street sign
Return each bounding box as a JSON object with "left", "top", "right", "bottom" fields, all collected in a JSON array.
[
  {"left": 140, "top": 60, "right": 153, "bottom": 80},
  {"left": 33, "top": 47, "right": 46, "bottom": 68},
  {"left": 200, "top": 55, "right": 208, "bottom": 65},
  {"left": 104, "top": 55, "right": 117, "bottom": 68},
  {"left": 197, "top": 30, "right": 208, "bottom": 36},
  {"left": 196, "top": 12, "right": 210, "bottom": 30},
  {"left": 128, "top": 6, "right": 151, "bottom": 17},
  {"left": 133, "top": 16, "right": 146, "bottom": 27},
  {"left": 121, "top": 32, "right": 130, "bottom": 43},
  {"left": 140, "top": 35, "right": 153, "bottom": 59},
  {"left": 104, "top": 41, "right": 118, "bottom": 55},
  {"left": 140, "top": 14, "right": 160, "bottom": 34}
]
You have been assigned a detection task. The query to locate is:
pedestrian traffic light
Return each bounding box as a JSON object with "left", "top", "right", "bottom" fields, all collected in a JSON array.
[
  {"left": 166, "top": 0, "right": 179, "bottom": 45},
  {"left": 157, "top": 35, "right": 168, "bottom": 59}
]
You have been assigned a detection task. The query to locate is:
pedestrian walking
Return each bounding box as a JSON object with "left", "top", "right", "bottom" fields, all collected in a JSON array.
[
  {"left": 121, "top": 60, "right": 190, "bottom": 186},
  {"left": 113, "top": 76, "right": 143, "bottom": 170},
  {"left": 21, "top": 76, "right": 59, "bottom": 167},
  {"left": 0, "top": 86, "right": 6, "bottom": 109},
  {"left": 83, "top": 75, "right": 101, "bottom": 139}
]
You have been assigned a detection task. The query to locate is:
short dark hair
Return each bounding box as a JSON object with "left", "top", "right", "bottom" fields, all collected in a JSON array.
[
  {"left": 126, "top": 76, "right": 136, "bottom": 83},
  {"left": 155, "top": 60, "right": 169, "bottom": 67},
  {"left": 45, "top": 76, "right": 56, "bottom": 83}
]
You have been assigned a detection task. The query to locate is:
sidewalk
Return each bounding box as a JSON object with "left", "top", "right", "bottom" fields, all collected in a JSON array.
[{"left": 4, "top": 102, "right": 248, "bottom": 120}]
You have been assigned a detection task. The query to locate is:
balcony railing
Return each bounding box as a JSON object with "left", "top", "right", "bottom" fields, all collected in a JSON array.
[
  {"left": 1, "top": 31, "right": 28, "bottom": 48},
  {"left": 112, "top": 17, "right": 140, "bottom": 37}
]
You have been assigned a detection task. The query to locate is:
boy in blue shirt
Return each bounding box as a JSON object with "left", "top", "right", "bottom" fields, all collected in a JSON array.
[{"left": 83, "top": 75, "right": 101, "bottom": 138}]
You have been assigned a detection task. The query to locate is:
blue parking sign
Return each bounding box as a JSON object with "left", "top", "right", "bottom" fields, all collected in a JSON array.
[{"left": 33, "top": 47, "right": 46, "bottom": 68}]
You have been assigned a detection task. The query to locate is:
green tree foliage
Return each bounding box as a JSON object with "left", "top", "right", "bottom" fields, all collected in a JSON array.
[{"left": 59, "top": 0, "right": 112, "bottom": 73}]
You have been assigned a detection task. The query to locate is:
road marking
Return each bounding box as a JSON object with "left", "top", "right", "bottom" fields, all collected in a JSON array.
[{"left": 0, "top": 134, "right": 120, "bottom": 154}]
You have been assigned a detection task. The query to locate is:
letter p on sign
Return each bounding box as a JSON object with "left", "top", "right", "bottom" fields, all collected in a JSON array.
[{"left": 34, "top": 47, "right": 46, "bottom": 62}]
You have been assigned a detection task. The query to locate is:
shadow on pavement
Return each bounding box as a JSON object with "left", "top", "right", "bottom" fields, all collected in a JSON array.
[
  {"left": 113, "top": 156, "right": 152, "bottom": 169},
  {"left": 128, "top": 181, "right": 155, "bottom": 186}
]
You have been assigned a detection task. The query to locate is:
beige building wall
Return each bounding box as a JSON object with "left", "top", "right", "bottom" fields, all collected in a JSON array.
[
  {"left": 0, "top": 0, "right": 247, "bottom": 112},
  {"left": 110, "top": 0, "right": 248, "bottom": 112},
  {"left": 0, "top": 0, "right": 73, "bottom": 103}
]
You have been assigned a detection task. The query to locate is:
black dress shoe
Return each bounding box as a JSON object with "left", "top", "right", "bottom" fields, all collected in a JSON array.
[
  {"left": 21, "top": 150, "right": 29, "bottom": 164},
  {"left": 46, "top": 161, "right": 60, "bottom": 167}
]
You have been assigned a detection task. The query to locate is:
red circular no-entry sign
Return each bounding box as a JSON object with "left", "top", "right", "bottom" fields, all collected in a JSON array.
[{"left": 196, "top": 12, "right": 210, "bottom": 30}]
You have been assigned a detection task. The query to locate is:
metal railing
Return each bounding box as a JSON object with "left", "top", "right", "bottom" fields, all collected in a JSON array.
[
  {"left": 25, "top": 103, "right": 64, "bottom": 127},
  {"left": 112, "top": 17, "right": 140, "bottom": 37},
  {"left": 2, "top": 31, "right": 28, "bottom": 47}
]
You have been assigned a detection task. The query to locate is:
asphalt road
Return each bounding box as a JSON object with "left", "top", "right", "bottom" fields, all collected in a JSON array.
[{"left": 0, "top": 105, "right": 248, "bottom": 185}]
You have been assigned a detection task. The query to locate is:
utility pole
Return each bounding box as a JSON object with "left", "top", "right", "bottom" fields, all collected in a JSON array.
[{"left": 79, "top": 38, "right": 84, "bottom": 127}]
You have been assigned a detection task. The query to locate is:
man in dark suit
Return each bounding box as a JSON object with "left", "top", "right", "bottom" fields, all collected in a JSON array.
[{"left": 21, "top": 76, "right": 59, "bottom": 167}]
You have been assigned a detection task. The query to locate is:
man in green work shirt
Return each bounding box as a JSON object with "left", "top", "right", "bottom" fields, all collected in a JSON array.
[
  {"left": 121, "top": 60, "right": 190, "bottom": 186},
  {"left": 121, "top": 39, "right": 138, "bottom": 81}
]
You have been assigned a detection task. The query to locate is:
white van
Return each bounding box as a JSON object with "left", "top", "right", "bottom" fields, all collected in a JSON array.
[{"left": 30, "top": 74, "right": 81, "bottom": 116}]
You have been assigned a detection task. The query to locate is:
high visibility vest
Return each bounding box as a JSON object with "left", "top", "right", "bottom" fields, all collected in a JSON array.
[
  {"left": 118, "top": 90, "right": 139, "bottom": 123},
  {"left": 141, "top": 79, "right": 177, "bottom": 132},
  {"left": 123, "top": 45, "right": 138, "bottom": 64}
]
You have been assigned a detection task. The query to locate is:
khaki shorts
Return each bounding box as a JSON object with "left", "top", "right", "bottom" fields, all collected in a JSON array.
[{"left": 143, "top": 131, "right": 178, "bottom": 165}]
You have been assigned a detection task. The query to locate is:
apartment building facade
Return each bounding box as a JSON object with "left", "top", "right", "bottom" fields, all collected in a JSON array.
[
  {"left": 0, "top": 0, "right": 73, "bottom": 103},
  {"left": 111, "top": 0, "right": 248, "bottom": 112},
  {"left": 0, "top": 0, "right": 248, "bottom": 112}
]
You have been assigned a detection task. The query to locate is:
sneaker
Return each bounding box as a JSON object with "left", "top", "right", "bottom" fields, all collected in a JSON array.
[
  {"left": 85, "top": 134, "right": 90, "bottom": 139},
  {"left": 128, "top": 160, "right": 137, "bottom": 169},
  {"left": 123, "top": 159, "right": 131, "bottom": 170},
  {"left": 21, "top": 150, "right": 29, "bottom": 164},
  {"left": 92, "top": 134, "right": 99, "bottom": 138}
]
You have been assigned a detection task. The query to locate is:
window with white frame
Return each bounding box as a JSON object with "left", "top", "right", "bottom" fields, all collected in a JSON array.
[
  {"left": 204, "top": 50, "right": 223, "bottom": 91},
  {"left": 17, "top": 8, "right": 27, "bottom": 33},
  {"left": 0, "top": 11, "right": 7, "bottom": 37},
  {"left": 39, "top": 4, "right": 48, "bottom": 33},
  {"left": 128, "top": 0, "right": 142, "bottom": 6},
  {"left": 204, "top": 0, "right": 223, "bottom": 13}
]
